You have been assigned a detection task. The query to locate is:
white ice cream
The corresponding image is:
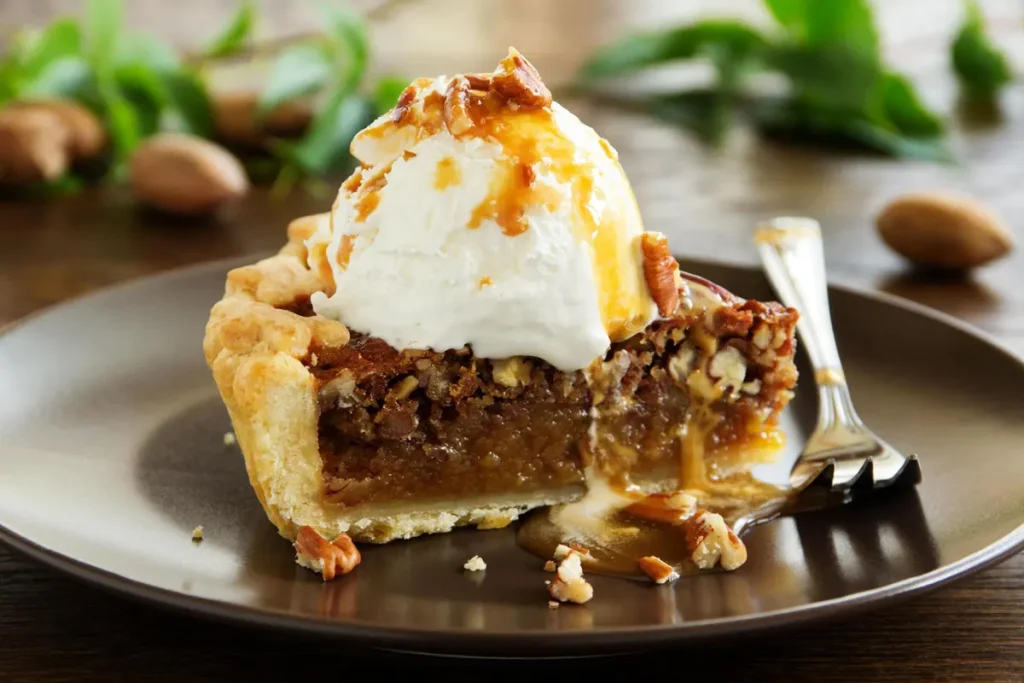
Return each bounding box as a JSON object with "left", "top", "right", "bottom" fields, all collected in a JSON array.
[{"left": 307, "top": 59, "right": 657, "bottom": 371}]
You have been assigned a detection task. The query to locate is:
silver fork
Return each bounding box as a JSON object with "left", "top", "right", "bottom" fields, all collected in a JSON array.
[{"left": 755, "top": 217, "right": 922, "bottom": 502}]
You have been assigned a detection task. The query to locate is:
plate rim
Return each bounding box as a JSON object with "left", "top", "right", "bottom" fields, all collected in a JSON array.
[{"left": 2, "top": 253, "right": 1023, "bottom": 655}]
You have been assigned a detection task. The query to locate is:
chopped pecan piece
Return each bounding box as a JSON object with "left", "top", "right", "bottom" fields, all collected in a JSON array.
[
  {"left": 294, "top": 526, "right": 361, "bottom": 580},
  {"left": 641, "top": 232, "right": 681, "bottom": 317},
  {"left": 391, "top": 84, "right": 419, "bottom": 124},
  {"left": 682, "top": 510, "right": 747, "bottom": 571},
  {"left": 388, "top": 375, "right": 419, "bottom": 401},
  {"left": 443, "top": 75, "right": 474, "bottom": 137},
  {"left": 465, "top": 72, "right": 492, "bottom": 91},
  {"left": 547, "top": 550, "right": 593, "bottom": 604},
  {"left": 491, "top": 357, "right": 532, "bottom": 388},
  {"left": 553, "top": 543, "right": 590, "bottom": 560},
  {"left": 625, "top": 492, "right": 691, "bottom": 525},
  {"left": 638, "top": 556, "right": 679, "bottom": 584},
  {"left": 491, "top": 47, "right": 552, "bottom": 109}
]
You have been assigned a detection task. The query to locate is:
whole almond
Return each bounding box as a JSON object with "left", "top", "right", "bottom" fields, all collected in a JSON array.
[
  {"left": 7, "top": 99, "right": 106, "bottom": 161},
  {"left": 129, "top": 133, "right": 249, "bottom": 215},
  {"left": 876, "top": 192, "right": 1015, "bottom": 270},
  {"left": 212, "top": 92, "right": 313, "bottom": 148},
  {"left": 0, "top": 107, "right": 71, "bottom": 183}
]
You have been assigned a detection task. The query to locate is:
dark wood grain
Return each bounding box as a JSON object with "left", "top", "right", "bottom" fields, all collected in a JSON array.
[{"left": 2, "top": 0, "right": 1024, "bottom": 680}]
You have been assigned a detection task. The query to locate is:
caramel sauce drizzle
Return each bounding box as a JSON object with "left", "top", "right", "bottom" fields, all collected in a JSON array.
[
  {"left": 518, "top": 315, "right": 792, "bottom": 581},
  {"left": 336, "top": 235, "right": 355, "bottom": 270},
  {"left": 453, "top": 90, "right": 651, "bottom": 340},
  {"left": 353, "top": 192, "right": 380, "bottom": 223},
  {"left": 434, "top": 156, "right": 461, "bottom": 190}
]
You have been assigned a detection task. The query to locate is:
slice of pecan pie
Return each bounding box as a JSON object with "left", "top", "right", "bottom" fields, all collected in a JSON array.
[{"left": 203, "top": 49, "right": 798, "bottom": 579}]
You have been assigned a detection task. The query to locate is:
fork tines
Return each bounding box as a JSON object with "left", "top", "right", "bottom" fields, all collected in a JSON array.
[{"left": 805, "top": 455, "right": 923, "bottom": 493}]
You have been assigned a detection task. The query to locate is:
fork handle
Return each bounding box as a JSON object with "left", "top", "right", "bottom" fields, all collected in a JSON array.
[{"left": 755, "top": 217, "right": 864, "bottom": 432}]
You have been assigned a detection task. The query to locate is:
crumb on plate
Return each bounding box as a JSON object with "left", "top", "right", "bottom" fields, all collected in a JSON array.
[
  {"left": 463, "top": 555, "right": 487, "bottom": 572},
  {"left": 638, "top": 555, "right": 679, "bottom": 584},
  {"left": 547, "top": 548, "right": 593, "bottom": 604},
  {"left": 293, "top": 526, "right": 361, "bottom": 581}
]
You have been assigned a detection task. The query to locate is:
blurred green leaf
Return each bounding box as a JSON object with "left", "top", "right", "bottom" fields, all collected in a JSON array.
[
  {"left": 372, "top": 76, "right": 409, "bottom": 115},
  {"left": 578, "top": 20, "right": 767, "bottom": 81},
  {"left": 160, "top": 69, "right": 214, "bottom": 137},
  {"left": 645, "top": 90, "right": 731, "bottom": 144},
  {"left": 124, "top": 91, "right": 163, "bottom": 137},
  {"left": 23, "top": 56, "right": 93, "bottom": 98},
  {"left": 764, "top": 0, "right": 807, "bottom": 36},
  {"left": 259, "top": 43, "right": 331, "bottom": 117},
  {"left": 22, "top": 19, "right": 82, "bottom": 79},
  {"left": 97, "top": 76, "right": 140, "bottom": 160},
  {"left": 0, "top": 32, "right": 34, "bottom": 102},
  {"left": 116, "top": 33, "right": 180, "bottom": 71},
  {"left": 113, "top": 63, "right": 167, "bottom": 136},
  {"left": 319, "top": 2, "right": 370, "bottom": 93},
  {"left": 115, "top": 63, "right": 167, "bottom": 107},
  {"left": 750, "top": 96, "right": 952, "bottom": 161},
  {"left": 84, "top": 0, "right": 123, "bottom": 73},
  {"left": 764, "top": 42, "right": 880, "bottom": 108},
  {"left": 878, "top": 72, "right": 944, "bottom": 137},
  {"left": 951, "top": 0, "right": 1012, "bottom": 101},
  {"left": 291, "top": 91, "right": 375, "bottom": 174},
  {"left": 204, "top": 1, "right": 256, "bottom": 59},
  {"left": 802, "top": 0, "right": 878, "bottom": 57}
]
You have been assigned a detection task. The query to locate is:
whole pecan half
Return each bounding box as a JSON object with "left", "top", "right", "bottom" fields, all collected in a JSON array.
[
  {"left": 641, "top": 231, "right": 681, "bottom": 317},
  {"left": 443, "top": 75, "right": 474, "bottom": 137},
  {"left": 491, "top": 47, "right": 552, "bottom": 109}
]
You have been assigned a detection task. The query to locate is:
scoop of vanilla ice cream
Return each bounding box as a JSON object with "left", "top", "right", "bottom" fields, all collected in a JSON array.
[{"left": 307, "top": 50, "right": 658, "bottom": 371}]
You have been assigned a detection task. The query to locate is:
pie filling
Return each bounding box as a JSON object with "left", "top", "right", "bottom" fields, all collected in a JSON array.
[{"left": 296, "top": 281, "right": 798, "bottom": 517}]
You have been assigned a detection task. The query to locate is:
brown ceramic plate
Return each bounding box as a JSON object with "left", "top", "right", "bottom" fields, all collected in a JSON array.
[{"left": 1, "top": 255, "right": 1023, "bottom": 657}]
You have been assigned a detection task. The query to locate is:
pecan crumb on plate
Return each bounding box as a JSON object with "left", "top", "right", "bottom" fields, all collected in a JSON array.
[
  {"left": 463, "top": 555, "right": 487, "bottom": 572},
  {"left": 293, "top": 526, "right": 361, "bottom": 581},
  {"left": 548, "top": 548, "right": 594, "bottom": 604},
  {"left": 638, "top": 555, "right": 679, "bottom": 584}
]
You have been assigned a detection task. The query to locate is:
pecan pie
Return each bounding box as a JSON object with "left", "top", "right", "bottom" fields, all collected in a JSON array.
[{"left": 203, "top": 48, "right": 798, "bottom": 579}]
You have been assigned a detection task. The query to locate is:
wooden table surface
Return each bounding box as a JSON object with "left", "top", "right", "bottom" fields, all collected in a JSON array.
[{"left": 2, "top": 1, "right": 1024, "bottom": 681}]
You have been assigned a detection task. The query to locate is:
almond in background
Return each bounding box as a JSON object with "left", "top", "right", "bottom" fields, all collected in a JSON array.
[
  {"left": 212, "top": 92, "right": 313, "bottom": 149},
  {"left": 6, "top": 99, "right": 107, "bottom": 162},
  {"left": 876, "top": 192, "right": 1015, "bottom": 271},
  {"left": 0, "top": 107, "right": 71, "bottom": 183},
  {"left": 129, "top": 133, "right": 249, "bottom": 216}
]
